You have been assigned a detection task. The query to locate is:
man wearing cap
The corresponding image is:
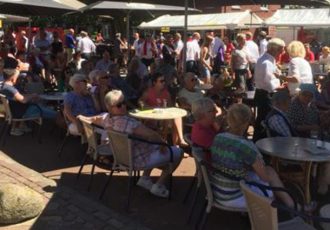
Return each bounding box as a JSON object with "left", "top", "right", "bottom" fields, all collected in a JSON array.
[
  {"left": 253, "top": 38, "right": 285, "bottom": 141},
  {"left": 77, "top": 31, "right": 96, "bottom": 60},
  {"left": 259, "top": 31, "right": 268, "bottom": 56}
]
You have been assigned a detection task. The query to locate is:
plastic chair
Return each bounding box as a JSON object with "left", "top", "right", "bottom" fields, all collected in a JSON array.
[
  {"left": 0, "top": 94, "right": 42, "bottom": 146},
  {"left": 77, "top": 116, "right": 112, "bottom": 191},
  {"left": 99, "top": 129, "right": 174, "bottom": 211},
  {"left": 195, "top": 160, "right": 247, "bottom": 230},
  {"left": 240, "top": 180, "right": 315, "bottom": 230}
]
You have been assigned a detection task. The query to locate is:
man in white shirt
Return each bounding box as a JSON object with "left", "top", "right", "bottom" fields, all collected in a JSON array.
[
  {"left": 77, "top": 31, "right": 96, "bottom": 60},
  {"left": 245, "top": 32, "right": 259, "bottom": 90},
  {"left": 185, "top": 32, "right": 200, "bottom": 73},
  {"left": 259, "top": 31, "right": 268, "bottom": 56},
  {"left": 140, "top": 34, "right": 156, "bottom": 67},
  {"left": 253, "top": 38, "right": 285, "bottom": 141}
]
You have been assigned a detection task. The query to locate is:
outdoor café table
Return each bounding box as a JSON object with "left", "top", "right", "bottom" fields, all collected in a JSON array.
[
  {"left": 129, "top": 107, "right": 187, "bottom": 140},
  {"left": 256, "top": 137, "right": 330, "bottom": 204}
]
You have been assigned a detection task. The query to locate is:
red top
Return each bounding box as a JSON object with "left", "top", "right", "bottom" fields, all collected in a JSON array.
[
  {"left": 144, "top": 87, "right": 170, "bottom": 107},
  {"left": 278, "top": 52, "right": 290, "bottom": 64},
  {"left": 191, "top": 122, "right": 217, "bottom": 149},
  {"left": 305, "top": 51, "right": 315, "bottom": 62}
]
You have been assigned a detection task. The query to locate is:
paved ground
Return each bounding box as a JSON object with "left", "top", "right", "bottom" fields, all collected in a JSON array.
[{"left": 0, "top": 122, "right": 250, "bottom": 230}]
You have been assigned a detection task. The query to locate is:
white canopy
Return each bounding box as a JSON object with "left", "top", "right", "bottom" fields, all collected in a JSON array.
[
  {"left": 138, "top": 10, "right": 263, "bottom": 30},
  {"left": 0, "top": 14, "right": 30, "bottom": 23},
  {"left": 264, "top": 8, "right": 330, "bottom": 27}
]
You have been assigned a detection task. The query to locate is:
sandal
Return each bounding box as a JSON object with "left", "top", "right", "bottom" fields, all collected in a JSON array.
[{"left": 150, "top": 183, "right": 169, "bottom": 198}]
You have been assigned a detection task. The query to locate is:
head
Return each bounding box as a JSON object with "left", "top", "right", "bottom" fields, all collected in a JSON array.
[
  {"left": 3, "top": 68, "right": 19, "bottom": 84},
  {"left": 245, "top": 31, "right": 253, "bottom": 40},
  {"left": 68, "top": 28, "right": 74, "bottom": 35},
  {"left": 151, "top": 72, "right": 166, "bottom": 90},
  {"left": 80, "top": 31, "right": 88, "bottom": 37},
  {"left": 267, "top": 38, "right": 285, "bottom": 58},
  {"left": 271, "top": 91, "right": 290, "bottom": 112},
  {"left": 236, "top": 33, "right": 246, "bottom": 47},
  {"left": 174, "top": 33, "right": 181, "bottom": 41},
  {"left": 165, "top": 34, "right": 173, "bottom": 45},
  {"left": 192, "top": 98, "right": 217, "bottom": 124},
  {"left": 223, "top": 36, "right": 230, "bottom": 44},
  {"left": 259, "top": 31, "right": 267, "bottom": 40},
  {"left": 298, "top": 90, "right": 314, "bottom": 106},
  {"left": 115, "top": 33, "right": 121, "bottom": 39},
  {"left": 227, "top": 103, "right": 252, "bottom": 134},
  {"left": 69, "top": 74, "right": 88, "bottom": 94},
  {"left": 304, "top": 43, "right": 311, "bottom": 52},
  {"left": 287, "top": 41, "right": 306, "bottom": 58},
  {"left": 321, "top": 46, "right": 330, "bottom": 56},
  {"left": 203, "top": 35, "right": 213, "bottom": 47},
  {"left": 192, "top": 32, "right": 201, "bottom": 41},
  {"left": 133, "top": 32, "right": 139, "bottom": 39},
  {"left": 104, "top": 90, "right": 126, "bottom": 115},
  {"left": 183, "top": 72, "right": 198, "bottom": 90}
]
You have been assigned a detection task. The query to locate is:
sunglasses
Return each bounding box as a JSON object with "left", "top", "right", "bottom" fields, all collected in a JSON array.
[{"left": 116, "top": 101, "right": 126, "bottom": 108}]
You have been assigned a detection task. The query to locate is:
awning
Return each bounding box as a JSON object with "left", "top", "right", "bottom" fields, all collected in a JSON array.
[
  {"left": 265, "top": 8, "right": 330, "bottom": 27},
  {"left": 138, "top": 10, "right": 263, "bottom": 30},
  {"left": 0, "top": 14, "right": 30, "bottom": 23}
]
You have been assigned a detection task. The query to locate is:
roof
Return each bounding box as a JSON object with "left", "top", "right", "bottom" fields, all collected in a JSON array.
[
  {"left": 264, "top": 8, "right": 330, "bottom": 27},
  {"left": 138, "top": 10, "right": 263, "bottom": 30}
]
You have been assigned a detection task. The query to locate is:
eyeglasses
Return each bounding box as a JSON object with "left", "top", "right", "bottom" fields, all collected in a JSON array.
[{"left": 116, "top": 101, "right": 126, "bottom": 108}]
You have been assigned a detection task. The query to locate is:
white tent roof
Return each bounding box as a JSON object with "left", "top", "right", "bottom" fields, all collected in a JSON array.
[
  {"left": 264, "top": 8, "right": 330, "bottom": 27},
  {"left": 138, "top": 10, "right": 263, "bottom": 30},
  {"left": 0, "top": 14, "right": 30, "bottom": 22}
]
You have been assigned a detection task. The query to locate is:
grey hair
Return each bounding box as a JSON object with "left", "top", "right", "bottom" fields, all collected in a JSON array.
[
  {"left": 271, "top": 91, "right": 290, "bottom": 106},
  {"left": 267, "top": 38, "right": 285, "bottom": 53},
  {"left": 192, "top": 98, "right": 215, "bottom": 121},
  {"left": 69, "top": 73, "right": 87, "bottom": 88},
  {"left": 227, "top": 104, "right": 252, "bottom": 130},
  {"left": 104, "top": 90, "right": 124, "bottom": 107}
]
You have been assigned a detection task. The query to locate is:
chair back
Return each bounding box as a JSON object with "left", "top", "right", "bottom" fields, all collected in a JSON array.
[
  {"left": 261, "top": 120, "right": 271, "bottom": 137},
  {"left": 200, "top": 163, "right": 215, "bottom": 212},
  {"left": 78, "top": 117, "right": 98, "bottom": 159},
  {"left": 108, "top": 130, "right": 133, "bottom": 170},
  {"left": 240, "top": 181, "right": 278, "bottom": 230},
  {"left": 0, "top": 94, "right": 12, "bottom": 122}
]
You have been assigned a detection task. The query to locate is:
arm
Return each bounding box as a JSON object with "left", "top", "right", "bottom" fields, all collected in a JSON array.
[
  {"left": 13, "top": 91, "right": 38, "bottom": 104},
  {"left": 252, "top": 157, "right": 271, "bottom": 182},
  {"left": 200, "top": 47, "right": 212, "bottom": 70}
]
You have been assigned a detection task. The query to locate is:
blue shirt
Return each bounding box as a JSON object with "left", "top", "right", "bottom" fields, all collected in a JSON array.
[
  {"left": 64, "top": 92, "right": 97, "bottom": 117},
  {"left": 65, "top": 34, "right": 75, "bottom": 49}
]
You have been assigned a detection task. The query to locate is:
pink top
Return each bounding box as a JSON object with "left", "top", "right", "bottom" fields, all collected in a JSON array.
[
  {"left": 191, "top": 122, "right": 217, "bottom": 149},
  {"left": 145, "top": 87, "right": 170, "bottom": 107}
]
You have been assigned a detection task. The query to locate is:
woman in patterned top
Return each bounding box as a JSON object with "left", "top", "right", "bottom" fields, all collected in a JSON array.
[{"left": 210, "top": 104, "right": 294, "bottom": 209}]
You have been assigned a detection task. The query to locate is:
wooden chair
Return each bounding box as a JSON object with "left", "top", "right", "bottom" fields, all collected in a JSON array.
[
  {"left": 99, "top": 130, "right": 174, "bottom": 211},
  {"left": 77, "top": 117, "right": 112, "bottom": 191},
  {"left": 0, "top": 94, "right": 42, "bottom": 146},
  {"left": 196, "top": 161, "right": 247, "bottom": 230},
  {"left": 240, "top": 180, "right": 315, "bottom": 230}
]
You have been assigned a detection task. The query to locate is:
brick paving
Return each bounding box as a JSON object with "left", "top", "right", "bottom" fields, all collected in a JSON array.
[{"left": 0, "top": 151, "right": 151, "bottom": 230}]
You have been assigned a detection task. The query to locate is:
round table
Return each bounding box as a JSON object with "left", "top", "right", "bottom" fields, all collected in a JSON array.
[
  {"left": 129, "top": 107, "right": 187, "bottom": 120},
  {"left": 256, "top": 137, "right": 330, "bottom": 203}
]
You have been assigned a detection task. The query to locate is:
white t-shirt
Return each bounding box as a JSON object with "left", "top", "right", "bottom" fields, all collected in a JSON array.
[
  {"left": 186, "top": 39, "right": 200, "bottom": 61},
  {"left": 259, "top": 39, "right": 268, "bottom": 56},
  {"left": 288, "top": 57, "right": 313, "bottom": 95},
  {"left": 245, "top": 40, "right": 259, "bottom": 64},
  {"left": 255, "top": 53, "right": 280, "bottom": 93}
]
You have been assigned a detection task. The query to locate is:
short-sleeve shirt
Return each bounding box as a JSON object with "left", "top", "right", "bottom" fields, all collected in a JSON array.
[
  {"left": 104, "top": 115, "right": 159, "bottom": 168},
  {"left": 64, "top": 92, "right": 97, "bottom": 117},
  {"left": 210, "top": 132, "right": 260, "bottom": 202},
  {"left": 178, "top": 88, "right": 203, "bottom": 106},
  {"left": 191, "top": 122, "right": 217, "bottom": 149},
  {"left": 144, "top": 87, "right": 170, "bottom": 107}
]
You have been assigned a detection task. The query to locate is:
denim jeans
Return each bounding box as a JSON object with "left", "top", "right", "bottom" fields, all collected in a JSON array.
[{"left": 23, "top": 104, "right": 57, "bottom": 119}]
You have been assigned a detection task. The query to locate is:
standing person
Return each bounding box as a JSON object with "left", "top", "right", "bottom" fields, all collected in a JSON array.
[
  {"left": 207, "top": 31, "right": 225, "bottom": 74},
  {"left": 185, "top": 32, "right": 200, "bottom": 74},
  {"left": 64, "top": 28, "right": 76, "bottom": 63},
  {"left": 51, "top": 31, "right": 63, "bottom": 56},
  {"left": 113, "top": 33, "right": 126, "bottom": 65},
  {"left": 132, "top": 32, "right": 140, "bottom": 57},
  {"left": 304, "top": 43, "right": 315, "bottom": 63},
  {"left": 258, "top": 31, "right": 268, "bottom": 56},
  {"left": 173, "top": 33, "right": 184, "bottom": 69},
  {"left": 16, "top": 30, "right": 28, "bottom": 54},
  {"left": 140, "top": 34, "right": 157, "bottom": 68},
  {"left": 231, "top": 33, "right": 251, "bottom": 93},
  {"left": 245, "top": 31, "right": 259, "bottom": 90},
  {"left": 253, "top": 38, "right": 285, "bottom": 142},
  {"left": 77, "top": 31, "right": 96, "bottom": 60},
  {"left": 200, "top": 35, "right": 213, "bottom": 84},
  {"left": 162, "top": 34, "right": 175, "bottom": 67},
  {"left": 223, "top": 36, "right": 235, "bottom": 65}
]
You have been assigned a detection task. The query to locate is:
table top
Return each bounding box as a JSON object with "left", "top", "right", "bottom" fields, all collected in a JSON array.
[
  {"left": 256, "top": 137, "right": 330, "bottom": 162},
  {"left": 129, "top": 107, "right": 187, "bottom": 120},
  {"left": 39, "top": 92, "right": 66, "bottom": 101}
]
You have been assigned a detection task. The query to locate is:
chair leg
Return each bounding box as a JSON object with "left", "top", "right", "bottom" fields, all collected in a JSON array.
[
  {"left": 195, "top": 199, "right": 208, "bottom": 230},
  {"left": 186, "top": 185, "right": 201, "bottom": 224},
  {"left": 183, "top": 176, "right": 197, "bottom": 204},
  {"left": 87, "top": 161, "right": 97, "bottom": 191},
  {"left": 126, "top": 174, "right": 134, "bottom": 211},
  {"left": 198, "top": 210, "right": 209, "bottom": 230},
  {"left": 76, "top": 154, "right": 89, "bottom": 180},
  {"left": 168, "top": 172, "right": 173, "bottom": 200},
  {"left": 57, "top": 134, "right": 69, "bottom": 158},
  {"left": 99, "top": 170, "right": 114, "bottom": 200}
]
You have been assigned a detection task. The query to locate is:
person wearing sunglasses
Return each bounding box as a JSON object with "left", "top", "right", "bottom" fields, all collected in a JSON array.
[
  {"left": 104, "top": 90, "right": 183, "bottom": 198},
  {"left": 89, "top": 70, "right": 112, "bottom": 113}
]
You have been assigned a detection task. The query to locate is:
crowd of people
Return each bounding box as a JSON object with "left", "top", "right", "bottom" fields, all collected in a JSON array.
[{"left": 1, "top": 26, "right": 330, "bottom": 210}]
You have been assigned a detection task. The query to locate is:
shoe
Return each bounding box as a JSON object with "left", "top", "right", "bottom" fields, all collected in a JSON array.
[
  {"left": 10, "top": 128, "right": 24, "bottom": 136},
  {"left": 150, "top": 183, "right": 169, "bottom": 198},
  {"left": 137, "top": 176, "right": 153, "bottom": 190}
]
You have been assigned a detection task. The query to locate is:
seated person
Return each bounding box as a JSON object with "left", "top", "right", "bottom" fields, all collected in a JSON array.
[
  {"left": 177, "top": 72, "right": 203, "bottom": 111},
  {"left": 140, "top": 73, "right": 188, "bottom": 146},
  {"left": 191, "top": 97, "right": 224, "bottom": 150},
  {"left": 287, "top": 84, "right": 319, "bottom": 137},
  {"left": 94, "top": 50, "right": 113, "bottom": 72},
  {"left": 210, "top": 103, "right": 294, "bottom": 209},
  {"left": 103, "top": 89, "right": 183, "bottom": 198},
  {"left": 89, "top": 70, "right": 112, "bottom": 112},
  {"left": 63, "top": 74, "right": 98, "bottom": 135},
  {"left": 1, "top": 57, "right": 57, "bottom": 135},
  {"left": 265, "top": 91, "right": 297, "bottom": 137}
]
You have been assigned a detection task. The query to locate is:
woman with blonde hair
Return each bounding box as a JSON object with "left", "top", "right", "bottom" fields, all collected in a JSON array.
[
  {"left": 282, "top": 40, "right": 313, "bottom": 96},
  {"left": 209, "top": 103, "right": 294, "bottom": 209},
  {"left": 319, "top": 46, "right": 330, "bottom": 67}
]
